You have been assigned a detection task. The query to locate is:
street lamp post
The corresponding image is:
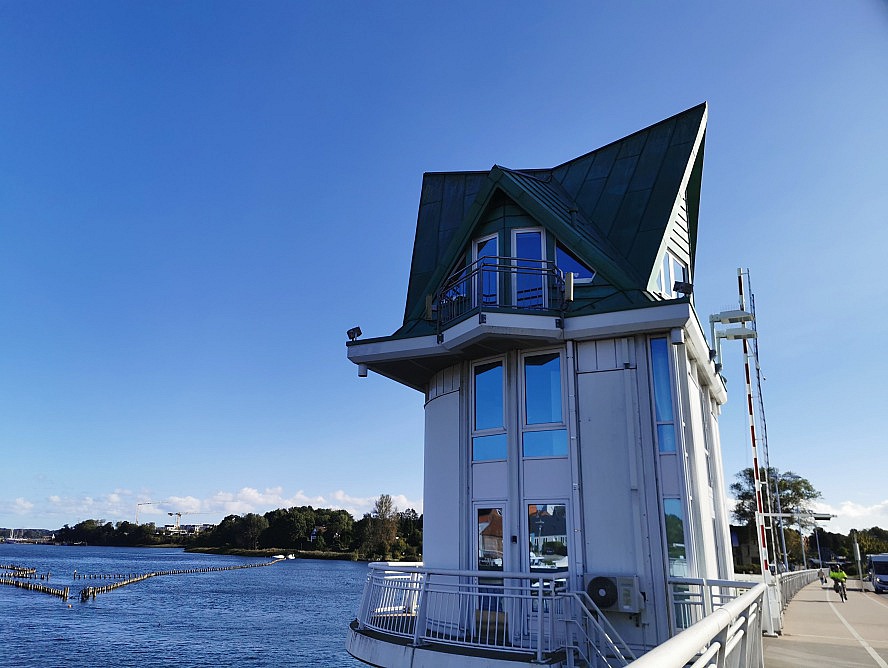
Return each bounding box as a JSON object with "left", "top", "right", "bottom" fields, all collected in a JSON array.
[
  {"left": 773, "top": 478, "right": 789, "bottom": 571},
  {"left": 815, "top": 526, "right": 823, "bottom": 566}
]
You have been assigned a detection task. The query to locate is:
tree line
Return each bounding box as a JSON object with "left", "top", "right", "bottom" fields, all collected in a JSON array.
[{"left": 53, "top": 494, "right": 422, "bottom": 561}]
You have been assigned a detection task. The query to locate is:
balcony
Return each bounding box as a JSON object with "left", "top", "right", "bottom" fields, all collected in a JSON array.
[
  {"left": 433, "top": 257, "right": 567, "bottom": 335},
  {"left": 347, "top": 562, "right": 636, "bottom": 668},
  {"left": 347, "top": 563, "right": 770, "bottom": 668}
]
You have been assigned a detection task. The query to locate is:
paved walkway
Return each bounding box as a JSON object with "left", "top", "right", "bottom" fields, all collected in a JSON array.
[{"left": 764, "top": 580, "right": 888, "bottom": 667}]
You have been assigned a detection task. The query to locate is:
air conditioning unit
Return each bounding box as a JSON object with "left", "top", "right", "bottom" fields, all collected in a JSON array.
[{"left": 584, "top": 575, "right": 644, "bottom": 614}]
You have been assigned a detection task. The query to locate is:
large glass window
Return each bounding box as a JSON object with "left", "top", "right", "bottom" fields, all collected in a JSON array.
[
  {"left": 664, "top": 499, "right": 688, "bottom": 577},
  {"left": 473, "top": 361, "right": 506, "bottom": 461},
  {"left": 513, "top": 230, "right": 545, "bottom": 308},
  {"left": 523, "top": 352, "right": 567, "bottom": 457},
  {"left": 477, "top": 508, "right": 504, "bottom": 572},
  {"left": 556, "top": 243, "right": 595, "bottom": 281},
  {"left": 650, "top": 338, "right": 677, "bottom": 453},
  {"left": 475, "top": 235, "right": 498, "bottom": 306},
  {"left": 525, "top": 353, "right": 561, "bottom": 424},
  {"left": 475, "top": 361, "right": 504, "bottom": 430},
  {"left": 473, "top": 434, "right": 508, "bottom": 461},
  {"left": 523, "top": 430, "right": 567, "bottom": 458},
  {"left": 528, "top": 504, "right": 568, "bottom": 571}
]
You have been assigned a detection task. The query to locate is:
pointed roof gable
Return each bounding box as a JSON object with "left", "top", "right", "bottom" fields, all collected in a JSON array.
[
  {"left": 551, "top": 103, "right": 707, "bottom": 287},
  {"left": 398, "top": 103, "right": 707, "bottom": 334}
]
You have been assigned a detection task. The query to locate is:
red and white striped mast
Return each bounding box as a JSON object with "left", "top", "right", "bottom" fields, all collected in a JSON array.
[
  {"left": 710, "top": 268, "right": 779, "bottom": 635},
  {"left": 737, "top": 270, "right": 770, "bottom": 580}
]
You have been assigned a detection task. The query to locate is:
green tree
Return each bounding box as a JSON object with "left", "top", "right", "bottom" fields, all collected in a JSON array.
[
  {"left": 238, "top": 513, "right": 269, "bottom": 550},
  {"left": 366, "top": 494, "right": 399, "bottom": 559},
  {"left": 730, "top": 467, "right": 820, "bottom": 528}
]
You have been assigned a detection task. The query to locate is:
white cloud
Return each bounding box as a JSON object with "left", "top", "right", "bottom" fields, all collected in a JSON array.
[
  {"left": 813, "top": 499, "right": 888, "bottom": 535},
  {"left": 2, "top": 486, "right": 423, "bottom": 529},
  {"left": 13, "top": 497, "right": 34, "bottom": 513}
]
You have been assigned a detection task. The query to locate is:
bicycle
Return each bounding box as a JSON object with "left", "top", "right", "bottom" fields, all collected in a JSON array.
[{"left": 832, "top": 579, "right": 847, "bottom": 602}]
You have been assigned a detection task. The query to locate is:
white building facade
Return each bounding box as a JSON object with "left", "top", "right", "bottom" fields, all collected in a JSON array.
[{"left": 346, "top": 104, "right": 738, "bottom": 667}]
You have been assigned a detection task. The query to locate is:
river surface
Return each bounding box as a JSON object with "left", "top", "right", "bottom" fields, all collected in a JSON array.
[{"left": 0, "top": 543, "right": 366, "bottom": 667}]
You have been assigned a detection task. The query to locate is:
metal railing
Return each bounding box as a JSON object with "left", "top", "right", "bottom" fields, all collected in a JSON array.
[
  {"left": 627, "top": 583, "right": 766, "bottom": 668},
  {"left": 668, "top": 577, "right": 759, "bottom": 630},
  {"left": 355, "top": 566, "right": 775, "bottom": 668},
  {"left": 777, "top": 569, "right": 818, "bottom": 608},
  {"left": 355, "top": 563, "right": 633, "bottom": 667},
  {"left": 434, "top": 256, "right": 566, "bottom": 329}
]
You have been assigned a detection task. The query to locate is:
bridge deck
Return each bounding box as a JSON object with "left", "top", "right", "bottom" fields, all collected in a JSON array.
[{"left": 764, "top": 580, "right": 888, "bottom": 667}]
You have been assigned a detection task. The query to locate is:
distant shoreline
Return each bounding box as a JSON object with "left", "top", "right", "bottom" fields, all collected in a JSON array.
[{"left": 185, "top": 546, "right": 364, "bottom": 561}]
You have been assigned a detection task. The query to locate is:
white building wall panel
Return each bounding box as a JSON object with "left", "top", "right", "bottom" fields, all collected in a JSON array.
[
  {"left": 576, "top": 337, "right": 634, "bottom": 373},
  {"left": 522, "top": 458, "right": 571, "bottom": 499},
  {"left": 471, "top": 462, "right": 508, "bottom": 500},
  {"left": 576, "top": 369, "right": 639, "bottom": 573},
  {"left": 423, "top": 388, "right": 462, "bottom": 569}
]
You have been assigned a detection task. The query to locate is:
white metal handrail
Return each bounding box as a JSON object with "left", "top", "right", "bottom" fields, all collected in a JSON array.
[
  {"left": 355, "top": 562, "right": 634, "bottom": 666},
  {"left": 668, "top": 577, "right": 758, "bottom": 630},
  {"left": 626, "top": 582, "right": 765, "bottom": 668},
  {"left": 777, "top": 569, "right": 817, "bottom": 608}
]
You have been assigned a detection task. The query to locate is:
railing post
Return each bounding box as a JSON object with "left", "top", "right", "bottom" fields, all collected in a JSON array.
[
  {"left": 356, "top": 568, "right": 374, "bottom": 630},
  {"left": 536, "top": 577, "right": 545, "bottom": 663},
  {"left": 412, "top": 572, "right": 430, "bottom": 647}
]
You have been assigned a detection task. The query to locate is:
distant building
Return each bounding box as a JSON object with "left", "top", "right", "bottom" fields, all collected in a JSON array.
[{"left": 346, "top": 104, "right": 737, "bottom": 666}]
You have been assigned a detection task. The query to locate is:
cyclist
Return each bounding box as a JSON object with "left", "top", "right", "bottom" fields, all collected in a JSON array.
[{"left": 829, "top": 564, "right": 848, "bottom": 601}]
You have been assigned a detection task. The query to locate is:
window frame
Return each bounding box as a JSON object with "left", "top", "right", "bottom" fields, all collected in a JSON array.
[
  {"left": 555, "top": 242, "right": 596, "bottom": 284},
  {"left": 471, "top": 357, "right": 508, "bottom": 462},
  {"left": 511, "top": 227, "right": 547, "bottom": 309},
  {"left": 520, "top": 349, "right": 568, "bottom": 459},
  {"left": 473, "top": 233, "right": 499, "bottom": 308}
]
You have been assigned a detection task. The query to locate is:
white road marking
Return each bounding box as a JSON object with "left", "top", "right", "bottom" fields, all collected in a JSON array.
[
  {"left": 862, "top": 592, "right": 888, "bottom": 610},
  {"left": 828, "top": 598, "right": 888, "bottom": 668}
]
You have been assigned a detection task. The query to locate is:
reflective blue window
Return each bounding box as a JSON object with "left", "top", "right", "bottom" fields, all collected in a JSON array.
[
  {"left": 650, "top": 338, "right": 677, "bottom": 453},
  {"left": 525, "top": 353, "right": 561, "bottom": 424},
  {"left": 523, "top": 429, "right": 567, "bottom": 457},
  {"left": 474, "top": 361, "right": 504, "bottom": 431},
  {"left": 556, "top": 244, "right": 595, "bottom": 280},
  {"left": 473, "top": 434, "right": 508, "bottom": 461},
  {"left": 515, "top": 231, "right": 544, "bottom": 308},
  {"left": 475, "top": 236, "right": 498, "bottom": 306},
  {"left": 664, "top": 498, "right": 687, "bottom": 576}
]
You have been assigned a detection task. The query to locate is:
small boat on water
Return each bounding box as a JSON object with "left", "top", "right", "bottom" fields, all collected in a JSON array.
[
  {"left": 286, "top": 554, "right": 295, "bottom": 560},
  {"left": 272, "top": 555, "right": 285, "bottom": 560}
]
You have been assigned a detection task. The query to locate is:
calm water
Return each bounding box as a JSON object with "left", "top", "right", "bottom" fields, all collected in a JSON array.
[{"left": 0, "top": 544, "right": 367, "bottom": 667}]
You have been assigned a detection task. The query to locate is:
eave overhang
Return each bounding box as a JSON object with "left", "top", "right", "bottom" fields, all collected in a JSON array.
[{"left": 348, "top": 301, "right": 725, "bottom": 400}]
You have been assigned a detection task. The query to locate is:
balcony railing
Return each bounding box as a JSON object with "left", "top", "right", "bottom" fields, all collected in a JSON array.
[
  {"left": 434, "top": 256, "right": 566, "bottom": 330},
  {"left": 667, "top": 577, "right": 758, "bottom": 630},
  {"left": 352, "top": 564, "right": 774, "bottom": 668},
  {"left": 354, "top": 563, "right": 636, "bottom": 667}
]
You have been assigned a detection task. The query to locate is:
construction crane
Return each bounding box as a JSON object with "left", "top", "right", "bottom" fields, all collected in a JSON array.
[
  {"left": 136, "top": 502, "right": 153, "bottom": 525},
  {"left": 135, "top": 500, "right": 170, "bottom": 525},
  {"left": 168, "top": 512, "right": 183, "bottom": 530}
]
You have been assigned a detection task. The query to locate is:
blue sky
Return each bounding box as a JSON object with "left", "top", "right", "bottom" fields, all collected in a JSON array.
[{"left": 1, "top": 2, "right": 886, "bottom": 535}]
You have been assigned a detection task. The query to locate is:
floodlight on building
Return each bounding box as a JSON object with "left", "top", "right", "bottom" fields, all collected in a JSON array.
[
  {"left": 673, "top": 280, "right": 694, "bottom": 295},
  {"left": 709, "top": 309, "right": 754, "bottom": 325},
  {"left": 564, "top": 272, "right": 575, "bottom": 302},
  {"left": 347, "top": 326, "right": 362, "bottom": 341},
  {"left": 719, "top": 327, "right": 757, "bottom": 341},
  {"left": 670, "top": 327, "right": 685, "bottom": 346}
]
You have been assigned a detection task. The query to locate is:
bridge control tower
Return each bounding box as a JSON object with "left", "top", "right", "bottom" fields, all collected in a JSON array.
[{"left": 346, "top": 103, "right": 738, "bottom": 666}]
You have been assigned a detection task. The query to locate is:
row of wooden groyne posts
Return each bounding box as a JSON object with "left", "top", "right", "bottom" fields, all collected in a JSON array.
[{"left": 0, "top": 557, "right": 284, "bottom": 603}]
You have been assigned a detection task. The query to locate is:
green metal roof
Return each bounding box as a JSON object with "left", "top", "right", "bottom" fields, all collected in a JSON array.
[{"left": 395, "top": 103, "right": 707, "bottom": 338}]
